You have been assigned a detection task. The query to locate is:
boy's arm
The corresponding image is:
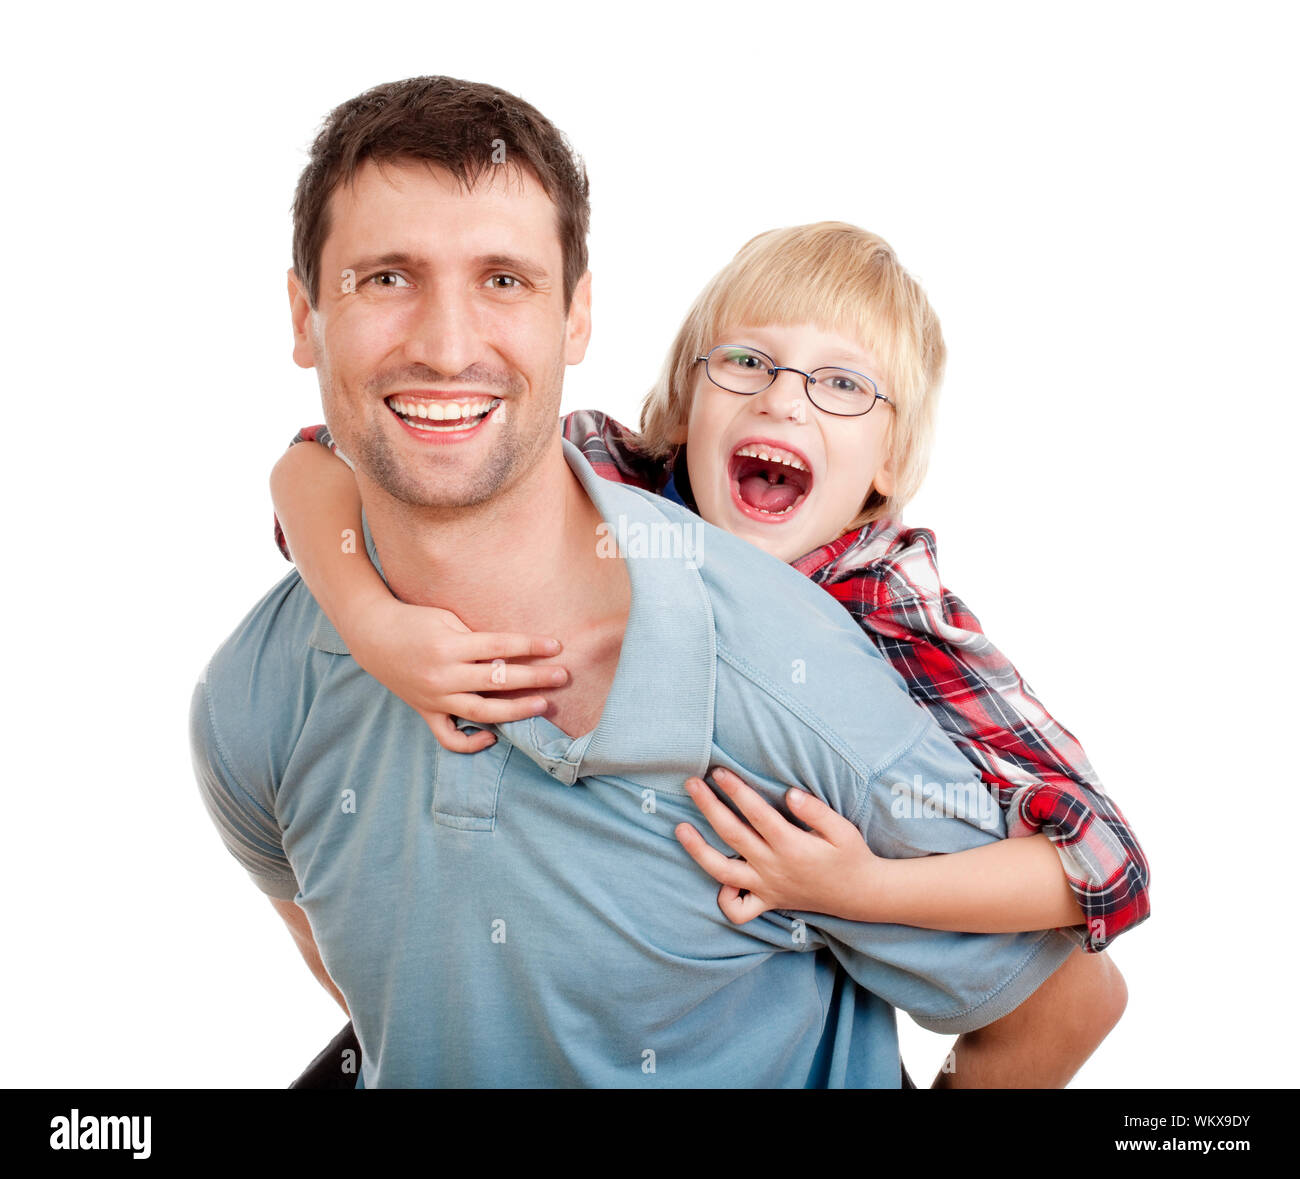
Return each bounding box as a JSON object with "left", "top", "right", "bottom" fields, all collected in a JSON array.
[
  {"left": 269, "top": 431, "right": 568, "bottom": 752},
  {"left": 865, "top": 827, "right": 1085, "bottom": 931},
  {"left": 679, "top": 771, "right": 1085, "bottom": 932},
  {"left": 270, "top": 432, "right": 389, "bottom": 632},
  {"left": 810, "top": 524, "right": 1151, "bottom": 950}
]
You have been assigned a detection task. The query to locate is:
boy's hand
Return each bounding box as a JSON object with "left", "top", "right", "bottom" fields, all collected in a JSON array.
[
  {"left": 345, "top": 596, "right": 567, "bottom": 754},
  {"left": 675, "top": 767, "right": 884, "bottom": 924}
]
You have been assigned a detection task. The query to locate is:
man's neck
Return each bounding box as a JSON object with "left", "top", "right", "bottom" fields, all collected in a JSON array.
[{"left": 360, "top": 438, "right": 621, "bottom": 638}]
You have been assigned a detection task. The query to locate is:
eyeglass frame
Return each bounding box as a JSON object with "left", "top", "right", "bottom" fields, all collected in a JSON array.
[{"left": 694, "top": 344, "right": 895, "bottom": 418}]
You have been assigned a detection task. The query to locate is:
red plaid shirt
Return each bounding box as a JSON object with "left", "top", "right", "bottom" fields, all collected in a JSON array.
[{"left": 278, "top": 412, "right": 1150, "bottom": 950}]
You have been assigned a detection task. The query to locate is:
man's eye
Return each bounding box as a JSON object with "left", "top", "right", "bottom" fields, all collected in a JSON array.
[
  {"left": 486, "top": 274, "right": 522, "bottom": 290},
  {"left": 369, "top": 272, "right": 410, "bottom": 289}
]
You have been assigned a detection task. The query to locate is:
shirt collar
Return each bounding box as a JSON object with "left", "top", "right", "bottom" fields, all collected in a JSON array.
[{"left": 545, "top": 438, "right": 716, "bottom": 790}]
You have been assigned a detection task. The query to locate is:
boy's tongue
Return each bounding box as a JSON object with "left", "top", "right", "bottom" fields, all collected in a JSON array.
[{"left": 738, "top": 473, "right": 800, "bottom": 513}]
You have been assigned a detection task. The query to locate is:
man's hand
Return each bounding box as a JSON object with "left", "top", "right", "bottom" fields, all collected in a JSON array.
[{"left": 933, "top": 945, "right": 1127, "bottom": 1088}]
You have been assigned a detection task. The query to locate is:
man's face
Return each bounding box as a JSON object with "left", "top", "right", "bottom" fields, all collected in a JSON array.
[
  {"left": 683, "top": 322, "right": 895, "bottom": 564},
  {"left": 290, "top": 158, "right": 591, "bottom": 509}
]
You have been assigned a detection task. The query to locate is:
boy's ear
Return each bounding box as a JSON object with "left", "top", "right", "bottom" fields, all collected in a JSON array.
[{"left": 872, "top": 453, "right": 896, "bottom": 498}]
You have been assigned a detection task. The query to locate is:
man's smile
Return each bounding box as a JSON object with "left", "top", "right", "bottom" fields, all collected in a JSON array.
[{"left": 385, "top": 394, "right": 503, "bottom": 440}]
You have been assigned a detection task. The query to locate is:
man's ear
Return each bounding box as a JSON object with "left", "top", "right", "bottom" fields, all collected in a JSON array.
[
  {"left": 288, "top": 268, "right": 317, "bottom": 370},
  {"left": 564, "top": 270, "right": 593, "bottom": 366}
]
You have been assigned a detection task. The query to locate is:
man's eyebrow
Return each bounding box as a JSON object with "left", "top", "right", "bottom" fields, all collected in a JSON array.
[
  {"left": 477, "top": 254, "right": 551, "bottom": 283},
  {"left": 348, "top": 252, "right": 421, "bottom": 273},
  {"left": 346, "top": 252, "right": 551, "bottom": 284}
]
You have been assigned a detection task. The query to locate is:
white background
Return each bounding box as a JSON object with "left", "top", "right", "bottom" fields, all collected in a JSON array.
[{"left": 4, "top": 0, "right": 1295, "bottom": 1088}]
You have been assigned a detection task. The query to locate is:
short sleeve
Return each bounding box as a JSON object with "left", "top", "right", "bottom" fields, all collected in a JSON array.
[
  {"left": 797, "top": 719, "right": 1076, "bottom": 1033},
  {"left": 189, "top": 675, "right": 300, "bottom": 901}
]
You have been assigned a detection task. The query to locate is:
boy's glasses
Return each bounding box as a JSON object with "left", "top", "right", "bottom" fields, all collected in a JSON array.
[{"left": 695, "top": 345, "right": 895, "bottom": 418}]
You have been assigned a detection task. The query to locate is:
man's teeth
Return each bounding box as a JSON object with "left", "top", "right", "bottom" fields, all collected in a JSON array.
[
  {"left": 387, "top": 396, "right": 500, "bottom": 430},
  {"left": 733, "top": 444, "right": 809, "bottom": 473}
]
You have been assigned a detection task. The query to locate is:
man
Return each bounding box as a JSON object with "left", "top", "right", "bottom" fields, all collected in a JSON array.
[{"left": 191, "top": 76, "right": 1125, "bottom": 1087}]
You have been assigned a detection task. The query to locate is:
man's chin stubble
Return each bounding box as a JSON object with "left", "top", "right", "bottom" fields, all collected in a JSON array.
[
  {"left": 352, "top": 429, "right": 525, "bottom": 511},
  {"left": 353, "top": 398, "right": 570, "bottom": 514}
]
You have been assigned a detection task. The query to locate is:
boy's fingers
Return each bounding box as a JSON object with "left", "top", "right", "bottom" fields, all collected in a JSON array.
[
  {"left": 717, "top": 884, "right": 770, "bottom": 925},
  {"left": 674, "top": 823, "right": 762, "bottom": 892},
  {"left": 455, "top": 632, "right": 564, "bottom": 662},
  {"left": 428, "top": 712, "right": 496, "bottom": 754},
  {"left": 442, "top": 694, "right": 551, "bottom": 725},
  {"left": 710, "top": 767, "right": 801, "bottom": 849},
  {"left": 683, "top": 777, "right": 765, "bottom": 859},
  {"left": 786, "top": 787, "right": 862, "bottom": 845},
  {"left": 466, "top": 661, "right": 568, "bottom": 694},
  {"left": 429, "top": 608, "right": 472, "bottom": 634}
]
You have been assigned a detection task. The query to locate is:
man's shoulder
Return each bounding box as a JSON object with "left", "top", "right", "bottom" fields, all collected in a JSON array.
[
  {"left": 607, "top": 486, "right": 920, "bottom": 743},
  {"left": 637, "top": 492, "right": 893, "bottom": 666},
  {"left": 195, "top": 570, "right": 343, "bottom": 775},
  {"left": 202, "top": 567, "right": 325, "bottom": 675}
]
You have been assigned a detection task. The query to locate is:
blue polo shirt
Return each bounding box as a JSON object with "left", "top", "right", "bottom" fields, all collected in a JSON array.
[{"left": 191, "top": 438, "right": 1075, "bottom": 1088}]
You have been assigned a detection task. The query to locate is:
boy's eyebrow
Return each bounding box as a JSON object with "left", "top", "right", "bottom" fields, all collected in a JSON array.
[{"left": 824, "top": 356, "right": 875, "bottom": 371}]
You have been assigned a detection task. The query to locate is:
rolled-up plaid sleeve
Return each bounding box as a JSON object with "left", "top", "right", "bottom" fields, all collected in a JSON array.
[{"left": 796, "top": 522, "right": 1151, "bottom": 951}]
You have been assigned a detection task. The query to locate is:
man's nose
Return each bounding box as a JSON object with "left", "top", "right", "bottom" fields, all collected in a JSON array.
[{"left": 401, "top": 287, "right": 483, "bottom": 378}]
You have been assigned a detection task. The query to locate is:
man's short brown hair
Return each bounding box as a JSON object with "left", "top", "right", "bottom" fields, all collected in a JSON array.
[{"left": 292, "top": 76, "right": 590, "bottom": 309}]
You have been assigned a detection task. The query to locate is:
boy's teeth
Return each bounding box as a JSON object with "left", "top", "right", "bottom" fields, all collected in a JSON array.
[{"left": 733, "top": 444, "right": 808, "bottom": 472}]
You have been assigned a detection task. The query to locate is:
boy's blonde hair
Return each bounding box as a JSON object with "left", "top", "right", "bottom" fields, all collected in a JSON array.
[{"left": 639, "top": 222, "right": 946, "bottom": 529}]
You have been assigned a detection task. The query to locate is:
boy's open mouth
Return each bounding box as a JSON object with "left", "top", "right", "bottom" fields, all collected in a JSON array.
[
  {"left": 386, "top": 395, "right": 502, "bottom": 433},
  {"left": 728, "top": 442, "right": 813, "bottom": 520}
]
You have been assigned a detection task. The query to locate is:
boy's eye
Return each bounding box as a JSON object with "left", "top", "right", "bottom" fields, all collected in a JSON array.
[
  {"left": 720, "top": 348, "right": 767, "bottom": 370},
  {"left": 810, "top": 368, "right": 879, "bottom": 410}
]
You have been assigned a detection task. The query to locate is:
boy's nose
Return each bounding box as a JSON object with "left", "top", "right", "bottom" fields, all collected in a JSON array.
[{"left": 751, "top": 369, "right": 810, "bottom": 423}]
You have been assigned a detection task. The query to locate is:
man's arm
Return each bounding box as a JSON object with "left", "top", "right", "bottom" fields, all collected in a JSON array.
[
  {"left": 933, "top": 946, "right": 1128, "bottom": 1088},
  {"left": 191, "top": 675, "right": 350, "bottom": 1014},
  {"left": 268, "top": 897, "right": 349, "bottom": 1017}
]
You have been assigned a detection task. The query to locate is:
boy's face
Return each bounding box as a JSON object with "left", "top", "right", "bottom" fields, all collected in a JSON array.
[{"left": 682, "top": 321, "right": 894, "bottom": 564}]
